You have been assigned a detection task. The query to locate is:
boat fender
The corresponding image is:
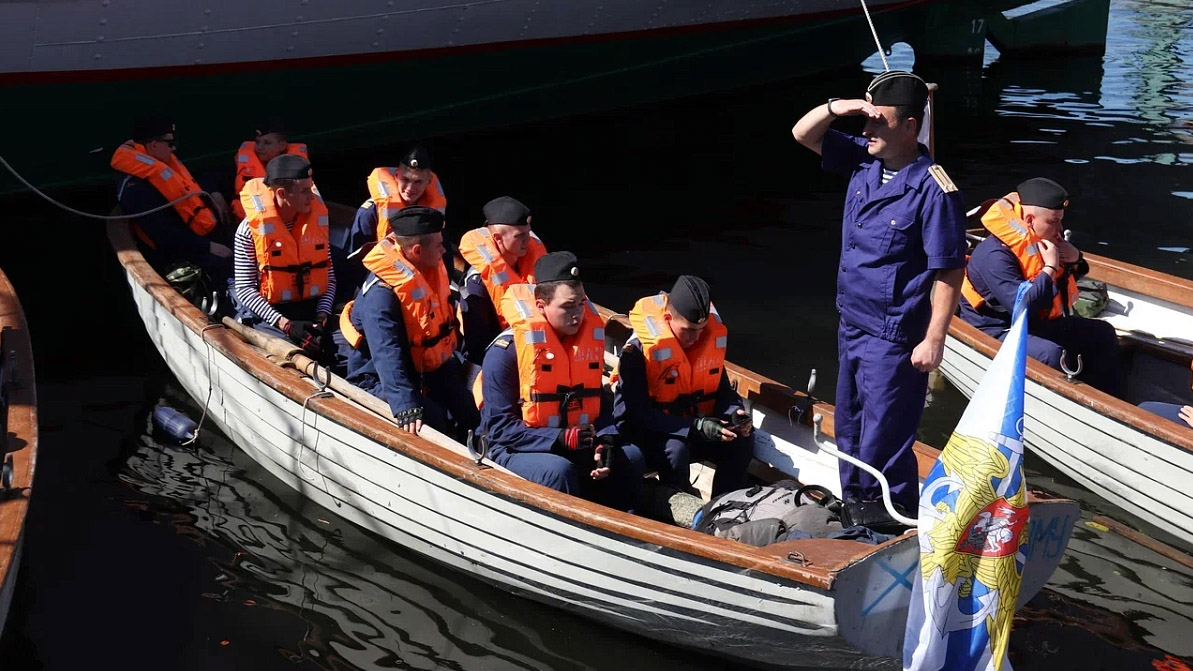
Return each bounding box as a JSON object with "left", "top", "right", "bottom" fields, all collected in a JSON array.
[{"left": 152, "top": 405, "right": 198, "bottom": 444}]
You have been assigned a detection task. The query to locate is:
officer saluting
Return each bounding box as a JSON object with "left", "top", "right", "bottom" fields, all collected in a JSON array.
[{"left": 791, "top": 71, "right": 967, "bottom": 518}]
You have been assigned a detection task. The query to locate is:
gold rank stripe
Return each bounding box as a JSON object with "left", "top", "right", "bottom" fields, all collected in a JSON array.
[{"left": 928, "top": 165, "right": 959, "bottom": 193}]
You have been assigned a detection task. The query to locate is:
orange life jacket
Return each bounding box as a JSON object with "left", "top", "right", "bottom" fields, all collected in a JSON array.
[
  {"left": 613, "top": 293, "right": 728, "bottom": 417},
  {"left": 240, "top": 178, "right": 331, "bottom": 304},
  {"left": 459, "top": 227, "right": 548, "bottom": 327},
  {"left": 231, "top": 142, "right": 309, "bottom": 219},
  {"left": 367, "top": 167, "right": 447, "bottom": 241},
  {"left": 960, "top": 192, "right": 1077, "bottom": 320},
  {"left": 111, "top": 141, "right": 217, "bottom": 245},
  {"left": 339, "top": 237, "right": 458, "bottom": 374},
  {"left": 502, "top": 284, "right": 604, "bottom": 429}
]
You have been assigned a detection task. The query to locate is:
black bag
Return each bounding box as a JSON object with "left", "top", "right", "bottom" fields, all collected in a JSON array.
[{"left": 692, "top": 481, "right": 842, "bottom": 547}]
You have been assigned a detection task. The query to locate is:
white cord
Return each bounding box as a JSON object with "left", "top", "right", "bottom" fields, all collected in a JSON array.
[
  {"left": 859, "top": 0, "right": 890, "bottom": 72},
  {"left": 811, "top": 414, "right": 918, "bottom": 526},
  {"left": 0, "top": 152, "right": 209, "bottom": 220}
]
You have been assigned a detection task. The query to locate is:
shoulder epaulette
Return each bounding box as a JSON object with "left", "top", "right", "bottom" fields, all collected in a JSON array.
[
  {"left": 493, "top": 337, "right": 511, "bottom": 349},
  {"left": 927, "top": 165, "right": 959, "bottom": 194},
  {"left": 360, "top": 198, "right": 375, "bottom": 209}
]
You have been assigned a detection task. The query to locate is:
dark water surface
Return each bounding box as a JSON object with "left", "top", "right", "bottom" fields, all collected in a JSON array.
[{"left": 4, "top": 0, "right": 1193, "bottom": 669}]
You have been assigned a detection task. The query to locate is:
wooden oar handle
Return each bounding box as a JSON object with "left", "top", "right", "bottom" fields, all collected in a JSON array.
[{"left": 220, "top": 317, "right": 305, "bottom": 361}]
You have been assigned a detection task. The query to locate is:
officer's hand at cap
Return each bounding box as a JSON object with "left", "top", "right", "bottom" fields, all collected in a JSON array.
[
  {"left": 209, "top": 241, "right": 233, "bottom": 259},
  {"left": 1038, "top": 239, "right": 1061, "bottom": 270},
  {"left": 835, "top": 99, "right": 884, "bottom": 121},
  {"left": 911, "top": 337, "right": 945, "bottom": 373}
]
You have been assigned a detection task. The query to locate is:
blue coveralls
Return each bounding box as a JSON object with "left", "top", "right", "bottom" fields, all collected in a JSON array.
[
  {"left": 479, "top": 335, "right": 646, "bottom": 512},
  {"left": 959, "top": 236, "right": 1121, "bottom": 396},
  {"left": 822, "top": 130, "right": 967, "bottom": 511},
  {"left": 344, "top": 273, "right": 480, "bottom": 440},
  {"left": 459, "top": 272, "right": 502, "bottom": 365},
  {"left": 116, "top": 175, "right": 232, "bottom": 286},
  {"left": 612, "top": 338, "right": 753, "bottom": 497}
]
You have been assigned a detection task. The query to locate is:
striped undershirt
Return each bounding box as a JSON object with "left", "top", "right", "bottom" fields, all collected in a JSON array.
[
  {"left": 881, "top": 167, "right": 899, "bottom": 185},
  {"left": 233, "top": 219, "right": 337, "bottom": 326}
]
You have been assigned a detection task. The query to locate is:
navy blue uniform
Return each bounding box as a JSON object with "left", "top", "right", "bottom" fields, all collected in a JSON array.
[
  {"left": 459, "top": 271, "right": 502, "bottom": 365},
  {"left": 335, "top": 201, "right": 461, "bottom": 305},
  {"left": 117, "top": 175, "right": 231, "bottom": 284},
  {"left": 479, "top": 335, "right": 645, "bottom": 511},
  {"left": 345, "top": 274, "right": 480, "bottom": 438},
  {"left": 612, "top": 340, "right": 753, "bottom": 496},
  {"left": 960, "top": 236, "right": 1120, "bottom": 396},
  {"left": 822, "top": 129, "right": 967, "bottom": 511}
]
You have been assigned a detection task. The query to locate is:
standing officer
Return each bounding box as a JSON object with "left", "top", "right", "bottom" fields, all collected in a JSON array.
[
  {"left": 458, "top": 196, "right": 548, "bottom": 364},
  {"left": 791, "top": 71, "right": 967, "bottom": 516},
  {"left": 612, "top": 275, "right": 754, "bottom": 498},
  {"left": 479, "top": 252, "right": 645, "bottom": 511}
]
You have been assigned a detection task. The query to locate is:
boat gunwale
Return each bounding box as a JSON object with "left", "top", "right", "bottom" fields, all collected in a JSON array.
[
  {"left": 0, "top": 267, "right": 38, "bottom": 610},
  {"left": 946, "top": 251, "right": 1193, "bottom": 455},
  {"left": 104, "top": 217, "right": 919, "bottom": 591}
]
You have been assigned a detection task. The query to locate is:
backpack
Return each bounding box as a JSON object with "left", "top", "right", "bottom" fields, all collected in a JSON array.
[
  {"left": 164, "top": 262, "right": 220, "bottom": 317},
  {"left": 1074, "top": 278, "right": 1109, "bottom": 318},
  {"left": 691, "top": 481, "right": 842, "bottom": 547}
]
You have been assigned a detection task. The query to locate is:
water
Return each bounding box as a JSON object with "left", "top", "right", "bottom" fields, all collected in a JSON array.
[{"left": 4, "top": 0, "right": 1193, "bottom": 668}]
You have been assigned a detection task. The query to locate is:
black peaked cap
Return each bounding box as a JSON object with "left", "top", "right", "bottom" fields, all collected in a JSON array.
[
  {"left": 669, "top": 275, "right": 711, "bottom": 323},
  {"left": 389, "top": 205, "right": 445, "bottom": 236},
  {"left": 534, "top": 251, "right": 581, "bottom": 283}
]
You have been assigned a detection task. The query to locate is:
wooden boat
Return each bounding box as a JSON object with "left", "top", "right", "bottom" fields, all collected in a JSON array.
[
  {"left": 108, "top": 215, "right": 1077, "bottom": 668},
  {"left": 941, "top": 248, "right": 1193, "bottom": 548},
  {"left": 0, "top": 268, "right": 37, "bottom": 636}
]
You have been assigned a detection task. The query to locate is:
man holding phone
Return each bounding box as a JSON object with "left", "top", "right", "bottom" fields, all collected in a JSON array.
[{"left": 613, "top": 275, "right": 754, "bottom": 497}]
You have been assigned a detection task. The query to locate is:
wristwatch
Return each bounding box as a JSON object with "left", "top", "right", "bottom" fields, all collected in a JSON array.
[{"left": 827, "top": 98, "right": 842, "bottom": 118}]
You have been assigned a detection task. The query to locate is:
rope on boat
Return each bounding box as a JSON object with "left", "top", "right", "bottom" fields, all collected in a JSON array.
[
  {"left": 0, "top": 152, "right": 209, "bottom": 220},
  {"left": 809, "top": 414, "right": 918, "bottom": 527},
  {"left": 182, "top": 323, "right": 226, "bottom": 446},
  {"left": 859, "top": 0, "right": 890, "bottom": 72}
]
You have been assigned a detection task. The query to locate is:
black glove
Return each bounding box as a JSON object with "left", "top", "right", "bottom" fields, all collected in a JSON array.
[
  {"left": 694, "top": 417, "right": 725, "bottom": 442},
  {"left": 594, "top": 434, "right": 618, "bottom": 469},
  {"left": 557, "top": 424, "right": 596, "bottom": 451},
  {"left": 284, "top": 319, "right": 324, "bottom": 355}
]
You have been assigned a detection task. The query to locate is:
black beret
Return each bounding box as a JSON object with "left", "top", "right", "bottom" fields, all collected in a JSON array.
[
  {"left": 399, "top": 146, "right": 434, "bottom": 172},
  {"left": 255, "top": 115, "right": 287, "bottom": 138},
  {"left": 389, "top": 206, "right": 445, "bottom": 236},
  {"left": 866, "top": 70, "right": 929, "bottom": 109},
  {"left": 483, "top": 196, "right": 531, "bottom": 226},
  {"left": 1017, "top": 177, "right": 1069, "bottom": 210},
  {"left": 132, "top": 113, "right": 175, "bottom": 143},
  {"left": 264, "top": 154, "right": 312, "bottom": 184},
  {"left": 534, "top": 251, "right": 581, "bottom": 283},
  {"left": 669, "top": 275, "right": 711, "bottom": 324}
]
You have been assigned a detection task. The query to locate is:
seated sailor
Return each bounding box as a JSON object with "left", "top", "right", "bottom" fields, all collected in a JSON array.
[
  {"left": 232, "top": 155, "right": 336, "bottom": 360},
  {"left": 231, "top": 116, "right": 309, "bottom": 221},
  {"left": 341, "top": 206, "right": 479, "bottom": 439},
  {"left": 479, "top": 252, "right": 645, "bottom": 511},
  {"left": 959, "top": 177, "right": 1121, "bottom": 396},
  {"left": 612, "top": 275, "right": 754, "bottom": 497},
  {"left": 458, "top": 196, "right": 548, "bottom": 364},
  {"left": 112, "top": 113, "right": 232, "bottom": 284}
]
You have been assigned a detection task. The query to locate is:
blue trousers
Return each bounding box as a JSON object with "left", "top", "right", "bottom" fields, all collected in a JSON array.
[
  {"left": 835, "top": 321, "right": 924, "bottom": 511},
  {"left": 635, "top": 431, "right": 754, "bottom": 497},
  {"left": 997, "top": 316, "right": 1121, "bottom": 397},
  {"left": 1139, "top": 401, "right": 1189, "bottom": 427},
  {"left": 494, "top": 430, "right": 646, "bottom": 512},
  {"left": 354, "top": 358, "right": 481, "bottom": 440}
]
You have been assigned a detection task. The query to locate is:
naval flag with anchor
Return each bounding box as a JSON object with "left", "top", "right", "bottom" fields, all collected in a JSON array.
[{"left": 903, "top": 281, "right": 1032, "bottom": 671}]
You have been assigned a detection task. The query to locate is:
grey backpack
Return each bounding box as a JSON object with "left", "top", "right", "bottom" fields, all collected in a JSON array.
[{"left": 691, "top": 481, "right": 842, "bottom": 547}]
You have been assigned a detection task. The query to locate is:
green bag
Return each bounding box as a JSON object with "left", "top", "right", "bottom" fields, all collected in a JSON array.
[
  {"left": 1073, "top": 278, "right": 1109, "bottom": 318},
  {"left": 164, "top": 262, "right": 219, "bottom": 316}
]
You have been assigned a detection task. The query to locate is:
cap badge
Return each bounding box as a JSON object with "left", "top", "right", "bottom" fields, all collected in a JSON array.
[
  {"left": 409, "top": 159, "right": 420, "bottom": 169},
  {"left": 569, "top": 267, "right": 580, "bottom": 277}
]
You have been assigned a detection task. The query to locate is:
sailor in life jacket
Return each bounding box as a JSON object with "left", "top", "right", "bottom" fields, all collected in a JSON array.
[
  {"left": 340, "top": 206, "right": 480, "bottom": 439},
  {"left": 611, "top": 276, "right": 754, "bottom": 497},
  {"left": 231, "top": 155, "right": 337, "bottom": 360},
  {"left": 458, "top": 196, "right": 549, "bottom": 364},
  {"left": 231, "top": 116, "right": 309, "bottom": 221},
  {"left": 338, "top": 146, "right": 448, "bottom": 297},
  {"left": 960, "top": 177, "right": 1121, "bottom": 396},
  {"left": 478, "top": 252, "right": 645, "bottom": 511},
  {"left": 112, "top": 113, "right": 233, "bottom": 281}
]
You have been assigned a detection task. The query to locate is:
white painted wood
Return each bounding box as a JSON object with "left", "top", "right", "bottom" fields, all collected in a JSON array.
[{"left": 940, "top": 286, "right": 1193, "bottom": 546}]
